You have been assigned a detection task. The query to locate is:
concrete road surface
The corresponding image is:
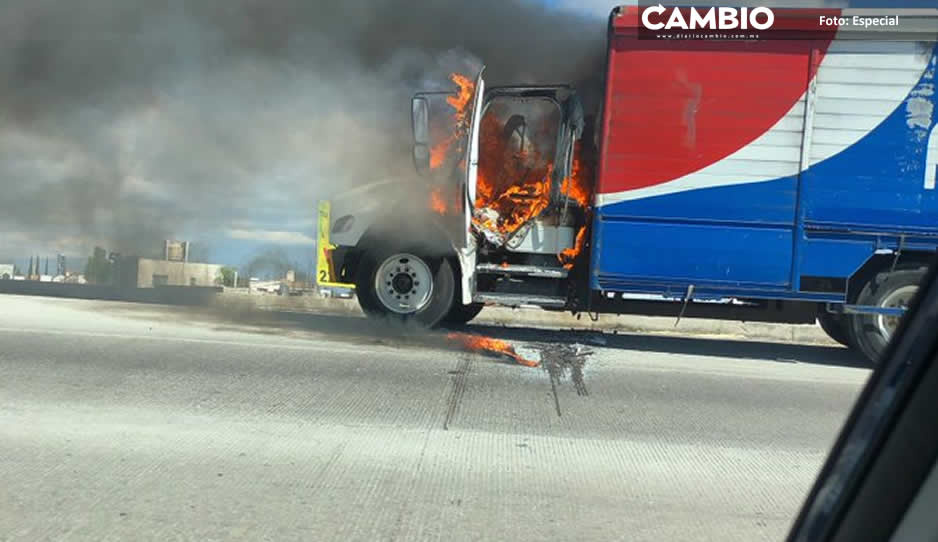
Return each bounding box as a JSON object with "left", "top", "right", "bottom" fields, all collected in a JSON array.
[{"left": 0, "top": 295, "right": 870, "bottom": 541}]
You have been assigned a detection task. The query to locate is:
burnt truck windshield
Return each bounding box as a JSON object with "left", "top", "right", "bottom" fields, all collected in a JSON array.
[
  {"left": 478, "top": 97, "right": 562, "bottom": 197},
  {"left": 474, "top": 97, "right": 563, "bottom": 245}
]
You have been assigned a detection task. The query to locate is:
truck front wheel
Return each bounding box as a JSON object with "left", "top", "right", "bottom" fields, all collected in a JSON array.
[
  {"left": 443, "top": 302, "right": 485, "bottom": 326},
  {"left": 355, "top": 247, "right": 455, "bottom": 328}
]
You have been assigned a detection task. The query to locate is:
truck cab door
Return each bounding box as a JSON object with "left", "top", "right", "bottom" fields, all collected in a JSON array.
[
  {"left": 411, "top": 69, "right": 485, "bottom": 303},
  {"left": 463, "top": 71, "right": 485, "bottom": 245}
]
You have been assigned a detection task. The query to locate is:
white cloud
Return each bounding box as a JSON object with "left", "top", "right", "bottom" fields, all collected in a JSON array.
[{"left": 225, "top": 229, "right": 315, "bottom": 245}]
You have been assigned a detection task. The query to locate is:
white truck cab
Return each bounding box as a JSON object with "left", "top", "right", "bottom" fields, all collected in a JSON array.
[{"left": 318, "top": 69, "right": 590, "bottom": 326}]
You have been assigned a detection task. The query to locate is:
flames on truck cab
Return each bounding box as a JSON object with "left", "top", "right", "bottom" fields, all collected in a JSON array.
[
  {"left": 429, "top": 74, "right": 476, "bottom": 170},
  {"left": 322, "top": 65, "right": 595, "bottom": 331},
  {"left": 429, "top": 72, "right": 594, "bottom": 271}
]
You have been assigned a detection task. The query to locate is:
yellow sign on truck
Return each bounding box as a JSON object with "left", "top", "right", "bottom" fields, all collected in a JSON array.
[{"left": 316, "top": 200, "right": 355, "bottom": 290}]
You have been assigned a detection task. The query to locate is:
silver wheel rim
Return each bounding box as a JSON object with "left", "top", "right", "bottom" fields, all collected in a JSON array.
[
  {"left": 875, "top": 285, "right": 917, "bottom": 340},
  {"left": 374, "top": 253, "right": 434, "bottom": 314}
]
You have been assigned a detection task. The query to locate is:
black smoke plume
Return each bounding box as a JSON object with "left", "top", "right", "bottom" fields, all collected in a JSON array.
[{"left": 0, "top": 0, "right": 606, "bottom": 261}]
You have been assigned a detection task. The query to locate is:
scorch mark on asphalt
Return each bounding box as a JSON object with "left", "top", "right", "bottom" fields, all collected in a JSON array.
[
  {"left": 443, "top": 354, "right": 472, "bottom": 431},
  {"left": 537, "top": 343, "right": 593, "bottom": 417},
  {"left": 441, "top": 339, "right": 594, "bottom": 426}
]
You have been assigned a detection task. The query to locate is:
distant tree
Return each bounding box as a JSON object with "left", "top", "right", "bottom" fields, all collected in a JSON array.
[
  {"left": 219, "top": 266, "right": 237, "bottom": 287},
  {"left": 84, "top": 247, "right": 112, "bottom": 284}
]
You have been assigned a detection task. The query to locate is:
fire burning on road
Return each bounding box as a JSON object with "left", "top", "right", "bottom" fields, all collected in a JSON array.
[{"left": 446, "top": 332, "right": 540, "bottom": 367}]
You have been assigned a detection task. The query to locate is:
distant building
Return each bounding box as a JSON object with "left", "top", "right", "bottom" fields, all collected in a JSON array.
[
  {"left": 64, "top": 274, "right": 87, "bottom": 285},
  {"left": 119, "top": 258, "right": 224, "bottom": 288},
  {"left": 164, "top": 240, "right": 190, "bottom": 262},
  {"left": 0, "top": 264, "right": 13, "bottom": 280},
  {"left": 105, "top": 240, "right": 223, "bottom": 288}
]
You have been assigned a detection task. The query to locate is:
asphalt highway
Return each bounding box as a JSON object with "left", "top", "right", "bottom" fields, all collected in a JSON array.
[{"left": 0, "top": 295, "right": 870, "bottom": 541}]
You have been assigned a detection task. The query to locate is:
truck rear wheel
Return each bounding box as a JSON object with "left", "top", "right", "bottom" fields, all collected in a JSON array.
[
  {"left": 848, "top": 268, "right": 925, "bottom": 364},
  {"left": 817, "top": 311, "right": 852, "bottom": 348},
  {"left": 355, "top": 246, "right": 455, "bottom": 328}
]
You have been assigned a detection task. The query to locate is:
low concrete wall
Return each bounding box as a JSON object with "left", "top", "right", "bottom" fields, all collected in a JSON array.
[
  {"left": 0, "top": 281, "right": 833, "bottom": 344},
  {"left": 477, "top": 306, "right": 833, "bottom": 344},
  {"left": 0, "top": 281, "right": 222, "bottom": 306},
  {"left": 214, "top": 290, "right": 833, "bottom": 344},
  {"left": 218, "top": 289, "right": 362, "bottom": 316}
]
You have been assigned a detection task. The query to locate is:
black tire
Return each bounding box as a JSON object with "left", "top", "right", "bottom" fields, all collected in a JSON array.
[
  {"left": 355, "top": 276, "right": 382, "bottom": 318},
  {"left": 443, "top": 302, "right": 485, "bottom": 325},
  {"left": 355, "top": 245, "right": 455, "bottom": 328},
  {"left": 848, "top": 268, "right": 925, "bottom": 364},
  {"left": 441, "top": 273, "right": 484, "bottom": 325},
  {"left": 817, "top": 311, "right": 852, "bottom": 348}
]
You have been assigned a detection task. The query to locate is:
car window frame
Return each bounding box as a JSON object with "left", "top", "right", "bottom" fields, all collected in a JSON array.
[{"left": 787, "top": 255, "right": 938, "bottom": 542}]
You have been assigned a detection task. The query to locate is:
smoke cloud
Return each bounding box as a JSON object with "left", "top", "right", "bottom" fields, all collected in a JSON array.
[{"left": 0, "top": 0, "right": 605, "bottom": 263}]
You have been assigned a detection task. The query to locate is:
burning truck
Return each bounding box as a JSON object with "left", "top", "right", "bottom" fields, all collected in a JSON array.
[
  {"left": 321, "top": 71, "right": 592, "bottom": 324},
  {"left": 319, "top": 6, "right": 938, "bottom": 364}
]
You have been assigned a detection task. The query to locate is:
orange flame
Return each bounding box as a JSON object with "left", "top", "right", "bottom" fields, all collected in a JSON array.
[
  {"left": 558, "top": 141, "right": 594, "bottom": 269},
  {"left": 429, "top": 187, "right": 447, "bottom": 215},
  {"left": 446, "top": 332, "right": 539, "bottom": 367},
  {"left": 560, "top": 141, "right": 591, "bottom": 208},
  {"left": 430, "top": 73, "right": 475, "bottom": 170},
  {"left": 559, "top": 226, "right": 588, "bottom": 269},
  {"left": 473, "top": 112, "right": 555, "bottom": 239},
  {"left": 474, "top": 167, "right": 552, "bottom": 237},
  {"left": 430, "top": 146, "right": 447, "bottom": 170},
  {"left": 447, "top": 73, "right": 475, "bottom": 112}
]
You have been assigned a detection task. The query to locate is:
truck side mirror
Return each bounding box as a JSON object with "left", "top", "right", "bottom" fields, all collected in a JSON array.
[
  {"left": 413, "top": 144, "right": 430, "bottom": 176},
  {"left": 412, "top": 97, "right": 430, "bottom": 176}
]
